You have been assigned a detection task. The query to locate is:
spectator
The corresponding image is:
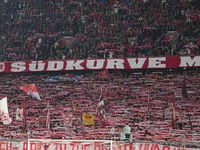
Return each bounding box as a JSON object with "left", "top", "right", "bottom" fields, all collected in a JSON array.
[
  {"left": 123, "top": 124, "right": 131, "bottom": 142},
  {"left": 110, "top": 126, "right": 115, "bottom": 140},
  {"left": 0, "top": 0, "right": 199, "bottom": 61}
]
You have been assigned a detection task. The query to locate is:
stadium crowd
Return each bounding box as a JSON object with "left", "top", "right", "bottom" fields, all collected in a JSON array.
[
  {"left": 0, "top": 0, "right": 200, "bottom": 148},
  {"left": 0, "top": 0, "right": 200, "bottom": 61},
  {"left": 0, "top": 69, "right": 200, "bottom": 146}
]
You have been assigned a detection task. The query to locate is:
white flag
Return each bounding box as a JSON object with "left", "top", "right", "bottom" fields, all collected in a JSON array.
[
  {"left": 96, "top": 100, "right": 106, "bottom": 120},
  {"left": 0, "top": 97, "right": 12, "bottom": 125},
  {"left": 16, "top": 108, "right": 23, "bottom": 121},
  {"left": 63, "top": 112, "right": 72, "bottom": 126}
]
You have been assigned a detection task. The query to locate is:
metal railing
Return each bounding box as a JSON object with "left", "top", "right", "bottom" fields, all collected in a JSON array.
[{"left": 83, "top": 131, "right": 200, "bottom": 149}]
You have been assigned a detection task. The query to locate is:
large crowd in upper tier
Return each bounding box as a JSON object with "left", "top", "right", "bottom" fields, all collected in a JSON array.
[{"left": 0, "top": 0, "right": 200, "bottom": 61}]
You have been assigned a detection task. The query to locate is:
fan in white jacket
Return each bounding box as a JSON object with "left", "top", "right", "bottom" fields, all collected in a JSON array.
[{"left": 123, "top": 124, "right": 131, "bottom": 142}]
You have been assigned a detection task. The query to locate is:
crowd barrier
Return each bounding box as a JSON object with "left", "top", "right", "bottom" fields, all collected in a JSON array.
[{"left": 0, "top": 140, "right": 199, "bottom": 150}]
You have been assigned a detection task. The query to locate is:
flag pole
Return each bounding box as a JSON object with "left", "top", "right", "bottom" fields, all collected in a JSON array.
[
  {"left": 46, "top": 101, "right": 50, "bottom": 131},
  {"left": 172, "top": 96, "right": 176, "bottom": 129},
  {"left": 147, "top": 91, "right": 150, "bottom": 113},
  {"left": 96, "top": 86, "right": 102, "bottom": 115},
  {"left": 23, "top": 97, "right": 27, "bottom": 132},
  {"left": 182, "top": 69, "right": 188, "bottom": 98},
  {"left": 82, "top": 111, "right": 85, "bottom": 139},
  {"left": 99, "top": 87, "right": 103, "bottom": 102},
  {"left": 188, "top": 113, "right": 193, "bottom": 130}
]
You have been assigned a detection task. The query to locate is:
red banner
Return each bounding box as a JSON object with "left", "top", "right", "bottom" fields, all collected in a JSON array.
[
  {"left": 0, "top": 55, "right": 199, "bottom": 73},
  {"left": 161, "top": 33, "right": 179, "bottom": 41}
]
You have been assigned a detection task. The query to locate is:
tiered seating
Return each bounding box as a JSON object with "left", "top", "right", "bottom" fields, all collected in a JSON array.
[
  {"left": 0, "top": 0, "right": 199, "bottom": 61},
  {"left": 0, "top": 70, "right": 199, "bottom": 142}
]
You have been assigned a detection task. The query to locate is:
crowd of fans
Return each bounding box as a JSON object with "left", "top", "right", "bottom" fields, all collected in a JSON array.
[
  {"left": 0, "top": 0, "right": 200, "bottom": 148},
  {"left": 0, "top": 0, "right": 200, "bottom": 61},
  {"left": 0, "top": 68, "right": 200, "bottom": 147}
]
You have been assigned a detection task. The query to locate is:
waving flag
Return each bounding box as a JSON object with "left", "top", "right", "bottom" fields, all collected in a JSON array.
[
  {"left": 19, "top": 84, "right": 41, "bottom": 100},
  {"left": 83, "top": 112, "right": 94, "bottom": 125},
  {"left": 96, "top": 100, "right": 106, "bottom": 120},
  {"left": 71, "top": 102, "right": 76, "bottom": 114},
  {"left": 71, "top": 75, "right": 83, "bottom": 82},
  {"left": 46, "top": 76, "right": 60, "bottom": 82},
  {"left": 16, "top": 108, "right": 23, "bottom": 121},
  {"left": 63, "top": 112, "right": 72, "bottom": 126},
  {"left": 96, "top": 87, "right": 106, "bottom": 127},
  {"left": 46, "top": 74, "right": 75, "bottom": 82},
  {"left": 99, "top": 70, "right": 109, "bottom": 79},
  {"left": 0, "top": 97, "right": 12, "bottom": 125}
]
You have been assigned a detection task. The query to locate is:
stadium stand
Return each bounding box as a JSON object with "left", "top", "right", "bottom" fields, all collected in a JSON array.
[
  {"left": 0, "top": 68, "right": 200, "bottom": 146},
  {"left": 0, "top": 0, "right": 200, "bottom": 149},
  {"left": 0, "top": 0, "right": 199, "bottom": 61}
]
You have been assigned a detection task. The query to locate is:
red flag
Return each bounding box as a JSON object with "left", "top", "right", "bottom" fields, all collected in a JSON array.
[
  {"left": 182, "top": 73, "right": 188, "bottom": 98},
  {"left": 46, "top": 102, "right": 50, "bottom": 130},
  {"left": 23, "top": 99, "right": 27, "bottom": 131},
  {"left": 19, "top": 84, "right": 41, "bottom": 100},
  {"left": 99, "top": 70, "right": 109, "bottom": 79}
]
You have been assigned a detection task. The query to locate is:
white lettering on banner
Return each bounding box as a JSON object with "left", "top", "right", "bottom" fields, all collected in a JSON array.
[
  {"left": 127, "top": 58, "right": 146, "bottom": 69},
  {"left": 3, "top": 55, "right": 200, "bottom": 73},
  {"left": 179, "top": 56, "right": 200, "bottom": 67},
  {"left": 65, "top": 60, "right": 84, "bottom": 70},
  {"left": 86, "top": 59, "right": 105, "bottom": 69},
  {"left": 29, "top": 61, "right": 45, "bottom": 71},
  {"left": 47, "top": 61, "right": 64, "bottom": 71},
  {"left": 106, "top": 59, "right": 125, "bottom": 69},
  {"left": 148, "top": 57, "right": 166, "bottom": 68},
  {"left": 11, "top": 62, "right": 26, "bottom": 72}
]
